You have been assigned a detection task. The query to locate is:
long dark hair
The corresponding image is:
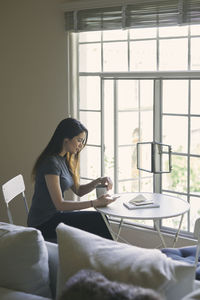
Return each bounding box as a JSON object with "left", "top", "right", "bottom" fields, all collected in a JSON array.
[{"left": 32, "top": 118, "right": 88, "bottom": 186}]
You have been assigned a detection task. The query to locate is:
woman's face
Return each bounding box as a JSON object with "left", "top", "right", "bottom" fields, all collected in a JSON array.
[{"left": 64, "top": 131, "right": 86, "bottom": 154}]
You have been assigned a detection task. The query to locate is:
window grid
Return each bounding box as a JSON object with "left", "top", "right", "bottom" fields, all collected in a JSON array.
[{"left": 77, "top": 26, "right": 200, "bottom": 235}]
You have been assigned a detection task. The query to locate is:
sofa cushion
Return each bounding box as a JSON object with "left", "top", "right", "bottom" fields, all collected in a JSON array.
[
  {"left": 45, "top": 241, "right": 59, "bottom": 299},
  {"left": 56, "top": 223, "right": 195, "bottom": 300},
  {"left": 0, "top": 287, "right": 52, "bottom": 300},
  {"left": 0, "top": 222, "right": 52, "bottom": 298},
  {"left": 162, "top": 246, "right": 200, "bottom": 280}
]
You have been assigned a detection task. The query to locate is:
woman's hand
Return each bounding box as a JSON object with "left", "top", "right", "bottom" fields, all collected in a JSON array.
[
  {"left": 74, "top": 176, "right": 113, "bottom": 197},
  {"left": 97, "top": 176, "right": 113, "bottom": 191},
  {"left": 93, "top": 194, "right": 118, "bottom": 208}
]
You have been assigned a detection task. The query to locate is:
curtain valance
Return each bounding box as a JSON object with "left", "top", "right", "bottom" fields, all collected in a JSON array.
[{"left": 64, "top": 0, "right": 200, "bottom": 32}]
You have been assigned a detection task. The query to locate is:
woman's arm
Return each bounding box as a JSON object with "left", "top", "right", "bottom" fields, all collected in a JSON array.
[
  {"left": 72, "top": 177, "right": 113, "bottom": 197},
  {"left": 45, "top": 174, "right": 115, "bottom": 211}
]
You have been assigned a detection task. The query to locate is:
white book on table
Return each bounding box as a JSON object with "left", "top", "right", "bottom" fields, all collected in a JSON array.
[{"left": 123, "top": 194, "right": 160, "bottom": 210}]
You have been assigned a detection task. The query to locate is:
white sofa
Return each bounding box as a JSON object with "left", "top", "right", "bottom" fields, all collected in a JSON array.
[
  {"left": 0, "top": 222, "right": 200, "bottom": 300},
  {"left": 0, "top": 223, "right": 58, "bottom": 300}
]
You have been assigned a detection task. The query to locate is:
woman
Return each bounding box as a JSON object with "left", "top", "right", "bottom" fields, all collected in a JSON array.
[{"left": 27, "top": 117, "right": 117, "bottom": 241}]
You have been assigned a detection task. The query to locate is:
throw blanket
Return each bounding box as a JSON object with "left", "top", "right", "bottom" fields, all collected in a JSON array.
[{"left": 59, "top": 269, "right": 164, "bottom": 300}]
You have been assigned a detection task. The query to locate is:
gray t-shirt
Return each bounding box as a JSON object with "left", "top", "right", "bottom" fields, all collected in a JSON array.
[{"left": 27, "top": 155, "right": 74, "bottom": 227}]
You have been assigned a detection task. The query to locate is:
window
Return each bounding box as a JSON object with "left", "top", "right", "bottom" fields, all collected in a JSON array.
[{"left": 71, "top": 24, "right": 200, "bottom": 235}]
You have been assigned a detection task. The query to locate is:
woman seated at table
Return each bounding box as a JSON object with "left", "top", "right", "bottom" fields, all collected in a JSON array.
[{"left": 27, "top": 117, "right": 118, "bottom": 241}]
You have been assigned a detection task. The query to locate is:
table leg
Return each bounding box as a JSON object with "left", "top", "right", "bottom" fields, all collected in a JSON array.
[
  {"left": 100, "top": 213, "right": 116, "bottom": 241},
  {"left": 172, "top": 214, "right": 184, "bottom": 248},
  {"left": 154, "top": 219, "right": 167, "bottom": 248},
  {"left": 100, "top": 213, "right": 125, "bottom": 242},
  {"left": 116, "top": 218, "right": 124, "bottom": 241}
]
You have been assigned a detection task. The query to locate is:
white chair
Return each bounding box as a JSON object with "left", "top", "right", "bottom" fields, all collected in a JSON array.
[{"left": 2, "top": 174, "right": 29, "bottom": 224}]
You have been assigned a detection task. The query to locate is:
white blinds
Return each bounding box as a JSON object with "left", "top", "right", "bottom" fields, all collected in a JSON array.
[{"left": 64, "top": 0, "right": 200, "bottom": 32}]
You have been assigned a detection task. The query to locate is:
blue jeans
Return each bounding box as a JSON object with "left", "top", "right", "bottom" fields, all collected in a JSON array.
[{"left": 35, "top": 210, "right": 113, "bottom": 241}]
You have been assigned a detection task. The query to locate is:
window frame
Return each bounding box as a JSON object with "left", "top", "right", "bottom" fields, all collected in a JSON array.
[{"left": 73, "top": 26, "right": 200, "bottom": 237}]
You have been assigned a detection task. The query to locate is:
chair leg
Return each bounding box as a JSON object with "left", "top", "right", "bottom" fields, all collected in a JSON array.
[{"left": 7, "top": 206, "right": 13, "bottom": 224}]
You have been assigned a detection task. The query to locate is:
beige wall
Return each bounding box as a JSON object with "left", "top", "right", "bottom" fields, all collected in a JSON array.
[{"left": 0, "top": 0, "right": 69, "bottom": 225}]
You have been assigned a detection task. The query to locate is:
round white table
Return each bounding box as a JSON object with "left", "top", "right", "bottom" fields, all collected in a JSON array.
[{"left": 96, "top": 192, "right": 190, "bottom": 247}]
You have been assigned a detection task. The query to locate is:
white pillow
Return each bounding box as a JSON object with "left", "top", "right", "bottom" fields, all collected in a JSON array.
[
  {"left": 0, "top": 222, "right": 52, "bottom": 298},
  {"left": 56, "top": 223, "right": 195, "bottom": 300}
]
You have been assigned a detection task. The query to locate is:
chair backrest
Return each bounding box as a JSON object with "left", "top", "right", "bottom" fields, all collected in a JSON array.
[
  {"left": 194, "top": 217, "right": 200, "bottom": 266},
  {"left": 2, "top": 174, "right": 29, "bottom": 224},
  {"left": 194, "top": 218, "right": 200, "bottom": 239}
]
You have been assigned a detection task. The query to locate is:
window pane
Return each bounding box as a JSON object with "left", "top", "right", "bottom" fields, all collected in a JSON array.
[
  {"left": 104, "top": 152, "right": 114, "bottom": 186},
  {"left": 191, "top": 117, "right": 200, "bottom": 155},
  {"left": 118, "top": 146, "right": 136, "bottom": 180},
  {"left": 79, "top": 76, "right": 100, "bottom": 110},
  {"left": 137, "top": 143, "right": 152, "bottom": 172},
  {"left": 130, "top": 27, "right": 156, "bottom": 39},
  {"left": 130, "top": 40, "right": 156, "bottom": 71},
  {"left": 80, "top": 111, "right": 100, "bottom": 145},
  {"left": 118, "top": 80, "right": 139, "bottom": 110},
  {"left": 118, "top": 112, "right": 138, "bottom": 145},
  {"left": 140, "top": 111, "right": 153, "bottom": 141},
  {"left": 103, "top": 29, "right": 127, "bottom": 41},
  {"left": 79, "top": 31, "right": 101, "bottom": 42},
  {"left": 162, "top": 146, "right": 172, "bottom": 173},
  {"left": 191, "top": 38, "right": 200, "bottom": 70},
  {"left": 159, "top": 39, "right": 188, "bottom": 70},
  {"left": 163, "top": 116, "right": 188, "bottom": 153},
  {"left": 162, "top": 155, "right": 187, "bottom": 193},
  {"left": 190, "top": 196, "right": 200, "bottom": 232},
  {"left": 159, "top": 26, "right": 188, "bottom": 37},
  {"left": 191, "top": 25, "right": 200, "bottom": 36},
  {"left": 79, "top": 43, "right": 101, "bottom": 72},
  {"left": 80, "top": 146, "right": 101, "bottom": 178},
  {"left": 140, "top": 81, "right": 153, "bottom": 141},
  {"left": 118, "top": 180, "right": 138, "bottom": 193},
  {"left": 140, "top": 80, "right": 154, "bottom": 108},
  {"left": 103, "top": 42, "right": 128, "bottom": 71},
  {"left": 163, "top": 80, "right": 188, "bottom": 114},
  {"left": 140, "top": 174, "right": 153, "bottom": 192},
  {"left": 118, "top": 172, "right": 153, "bottom": 193},
  {"left": 190, "top": 157, "right": 200, "bottom": 193},
  {"left": 191, "top": 80, "right": 200, "bottom": 114},
  {"left": 154, "top": 144, "right": 171, "bottom": 173}
]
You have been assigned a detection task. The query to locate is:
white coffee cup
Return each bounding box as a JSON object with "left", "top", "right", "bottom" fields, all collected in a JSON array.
[{"left": 96, "top": 185, "right": 107, "bottom": 198}]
